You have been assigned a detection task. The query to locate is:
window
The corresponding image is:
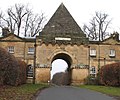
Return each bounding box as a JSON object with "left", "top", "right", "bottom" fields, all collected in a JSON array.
[
  {"left": 109, "top": 49, "right": 115, "bottom": 57},
  {"left": 90, "top": 66, "right": 96, "bottom": 78},
  {"left": 28, "top": 47, "right": 34, "bottom": 54},
  {"left": 90, "top": 49, "right": 96, "bottom": 56},
  {"left": 27, "top": 65, "right": 33, "bottom": 77},
  {"left": 8, "top": 46, "right": 14, "bottom": 53},
  {"left": 90, "top": 66, "right": 96, "bottom": 74}
]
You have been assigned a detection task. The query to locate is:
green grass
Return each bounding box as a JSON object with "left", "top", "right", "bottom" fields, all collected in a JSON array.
[
  {"left": 16, "top": 83, "right": 49, "bottom": 94},
  {"left": 79, "top": 85, "right": 120, "bottom": 96},
  {"left": 0, "top": 83, "right": 49, "bottom": 100}
]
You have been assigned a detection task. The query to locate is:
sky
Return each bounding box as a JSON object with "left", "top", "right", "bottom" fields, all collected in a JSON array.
[{"left": 0, "top": 0, "right": 120, "bottom": 33}]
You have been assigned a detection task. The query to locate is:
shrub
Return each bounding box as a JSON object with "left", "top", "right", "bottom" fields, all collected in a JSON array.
[
  {"left": 84, "top": 75, "right": 96, "bottom": 85},
  {"left": 100, "top": 62, "right": 120, "bottom": 86},
  {"left": 95, "top": 73, "right": 101, "bottom": 85},
  {"left": 84, "top": 74, "right": 101, "bottom": 85},
  {"left": 0, "top": 47, "right": 27, "bottom": 86},
  {"left": 0, "top": 47, "right": 16, "bottom": 85},
  {"left": 16, "top": 59, "right": 27, "bottom": 85}
]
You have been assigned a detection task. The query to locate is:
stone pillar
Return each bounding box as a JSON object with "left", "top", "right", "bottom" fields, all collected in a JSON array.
[
  {"left": 71, "top": 67, "right": 89, "bottom": 85},
  {"left": 35, "top": 67, "right": 51, "bottom": 84}
]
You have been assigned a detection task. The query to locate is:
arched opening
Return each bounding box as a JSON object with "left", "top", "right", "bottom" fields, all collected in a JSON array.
[
  {"left": 51, "top": 59, "right": 68, "bottom": 79},
  {"left": 27, "top": 64, "right": 33, "bottom": 78},
  {"left": 51, "top": 53, "right": 72, "bottom": 85}
]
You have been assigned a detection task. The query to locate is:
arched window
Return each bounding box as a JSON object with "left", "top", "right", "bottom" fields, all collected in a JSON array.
[{"left": 27, "top": 64, "right": 33, "bottom": 77}]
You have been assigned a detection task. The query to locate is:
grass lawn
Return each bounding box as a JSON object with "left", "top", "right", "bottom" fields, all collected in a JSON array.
[
  {"left": 79, "top": 85, "right": 120, "bottom": 96},
  {"left": 0, "top": 83, "right": 49, "bottom": 100}
]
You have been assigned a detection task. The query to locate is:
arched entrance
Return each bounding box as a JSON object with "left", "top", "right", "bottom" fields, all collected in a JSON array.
[
  {"left": 51, "top": 59, "right": 68, "bottom": 79},
  {"left": 51, "top": 53, "right": 72, "bottom": 85}
]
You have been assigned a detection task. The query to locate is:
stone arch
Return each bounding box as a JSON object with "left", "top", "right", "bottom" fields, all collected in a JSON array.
[
  {"left": 50, "top": 51, "right": 73, "bottom": 85},
  {"left": 49, "top": 51, "right": 75, "bottom": 67},
  {"left": 51, "top": 53, "right": 72, "bottom": 68}
]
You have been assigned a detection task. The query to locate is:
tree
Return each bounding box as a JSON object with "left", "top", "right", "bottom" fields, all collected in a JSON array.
[
  {"left": 52, "top": 72, "right": 69, "bottom": 85},
  {"left": 0, "top": 4, "right": 46, "bottom": 37},
  {"left": 28, "top": 13, "right": 45, "bottom": 37},
  {"left": 83, "top": 12, "right": 111, "bottom": 41}
]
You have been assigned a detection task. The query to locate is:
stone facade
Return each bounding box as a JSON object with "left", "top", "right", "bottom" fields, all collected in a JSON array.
[
  {"left": 0, "top": 32, "right": 119, "bottom": 85},
  {"left": 89, "top": 34, "right": 120, "bottom": 80},
  {"left": 0, "top": 3, "right": 120, "bottom": 85},
  {"left": 35, "top": 42, "right": 89, "bottom": 84},
  {"left": 35, "top": 3, "right": 90, "bottom": 84},
  {"left": 0, "top": 33, "right": 35, "bottom": 68},
  {"left": 35, "top": 68, "right": 50, "bottom": 83},
  {"left": 71, "top": 68, "right": 89, "bottom": 85}
]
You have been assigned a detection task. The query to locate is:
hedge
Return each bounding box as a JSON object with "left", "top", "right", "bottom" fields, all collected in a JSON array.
[
  {"left": 0, "top": 47, "right": 27, "bottom": 86},
  {"left": 100, "top": 62, "right": 120, "bottom": 86}
]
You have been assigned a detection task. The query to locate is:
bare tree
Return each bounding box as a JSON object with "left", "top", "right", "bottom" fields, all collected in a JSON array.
[
  {"left": 0, "top": 12, "right": 6, "bottom": 28},
  {"left": 29, "top": 13, "right": 45, "bottom": 37},
  {"left": 83, "top": 12, "right": 111, "bottom": 41},
  {"left": 24, "top": 9, "right": 32, "bottom": 37},
  {"left": 0, "top": 4, "right": 46, "bottom": 37},
  {"left": 0, "top": 11, "right": 16, "bottom": 33},
  {"left": 7, "top": 4, "right": 28, "bottom": 36},
  {"left": 7, "top": 10, "right": 16, "bottom": 33}
]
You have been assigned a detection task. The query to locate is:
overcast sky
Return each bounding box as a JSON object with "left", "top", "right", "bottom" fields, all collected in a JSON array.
[{"left": 0, "top": 0, "right": 120, "bottom": 33}]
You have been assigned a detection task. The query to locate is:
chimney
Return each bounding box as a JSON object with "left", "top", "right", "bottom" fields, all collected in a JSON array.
[
  {"left": 2, "top": 27, "right": 10, "bottom": 36},
  {"left": 112, "top": 32, "right": 119, "bottom": 41}
]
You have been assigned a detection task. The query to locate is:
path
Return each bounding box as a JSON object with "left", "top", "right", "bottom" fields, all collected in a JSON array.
[{"left": 35, "top": 86, "right": 116, "bottom": 100}]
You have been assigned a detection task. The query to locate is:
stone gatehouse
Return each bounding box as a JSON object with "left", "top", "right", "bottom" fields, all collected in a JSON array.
[{"left": 0, "top": 3, "right": 120, "bottom": 85}]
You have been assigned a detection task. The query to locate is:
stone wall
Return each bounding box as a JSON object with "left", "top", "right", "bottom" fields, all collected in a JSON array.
[
  {"left": 36, "top": 43, "right": 89, "bottom": 66},
  {"left": 71, "top": 68, "right": 89, "bottom": 85},
  {"left": 35, "top": 68, "right": 50, "bottom": 83},
  {"left": 0, "top": 34, "right": 35, "bottom": 66},
  {"left": 89, "top": 44, "right": 120, "bottom": 69}
]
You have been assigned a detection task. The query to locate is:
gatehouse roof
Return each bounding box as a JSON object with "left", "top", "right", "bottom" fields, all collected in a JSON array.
[
  {"left": 40, "top": 3, "right": 88, "bottom": 44},
  {"left": 42, "top": 3, "right": 84, "bottom": 36}
]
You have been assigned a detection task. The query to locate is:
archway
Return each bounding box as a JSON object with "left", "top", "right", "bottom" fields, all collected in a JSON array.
[
  {"left": 51, "top": 53, "right": 72, "bottom": 85},
  {"left": 51, "top": 59, "right": 68, "bottom": 79}
]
